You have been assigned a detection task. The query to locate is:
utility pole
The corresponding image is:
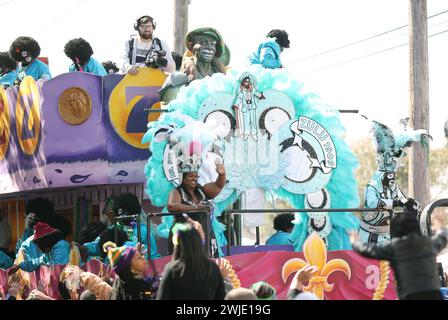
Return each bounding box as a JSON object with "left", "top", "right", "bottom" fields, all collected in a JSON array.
[
  {"left": 408, "top": 0, "right": 430, "bottom": 206},
  {"left": 174, "top": 0, "right": 189, "bottom": 54}
]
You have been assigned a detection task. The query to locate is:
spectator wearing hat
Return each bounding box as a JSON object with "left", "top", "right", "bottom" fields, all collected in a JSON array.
[
  {"left": 266, "top": 213, "right": 294, "bottom": 245},
  {"left": 105, "top": 241, "right": 154, "bottom": 300},
  {"left": 15, "top": 197, "right": 72, "bottom": 256},
  {"left": 66, "top": 241, "right": 153, "bottom": 300},
  {"left": 9, "top": 222, "right": 70, "bottom": 274}
]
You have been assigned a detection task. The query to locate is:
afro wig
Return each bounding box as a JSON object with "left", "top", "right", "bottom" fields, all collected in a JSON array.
[
  {"left": 273, "top": 213, "right": 295, "bottom": 232},
  {"left": 114, "top": 193, "right": 142, "bottom": 216},
  {"left": 9, "top": 36, "right": 41, "bottom": 63},
  {"left": 102, "top": 60, "right": 119, "bottom": 74},
  {"left": 26, "top": 197, "right": 56, "bottom": 221},
  {"left": 266, "top": 29, "right": 290, "bottom": 49},
  {"left": 25, "top": 197, "right": 72, "bottom": 238},
  {"left": 0, "top": 52, "right": 17, "bottom": 73},
  {"left": 64, "top": 38, "right": 93, "bottom": 65},
  {"left": 77, "top": 222, "right": 107, "bottom": 244}
]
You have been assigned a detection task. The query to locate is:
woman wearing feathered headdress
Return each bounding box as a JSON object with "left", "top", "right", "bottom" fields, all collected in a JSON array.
[{"left": 166, "top": 137, "right": 227, "bottom": 258}]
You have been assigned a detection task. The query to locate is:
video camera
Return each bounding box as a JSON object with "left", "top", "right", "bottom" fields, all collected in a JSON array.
[{"left": 145, "top": 49, "right": 168, "bottom": 68}]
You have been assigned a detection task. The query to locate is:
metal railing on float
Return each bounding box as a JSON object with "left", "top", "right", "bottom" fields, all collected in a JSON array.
[
  {"left": 419, "top": 199, "right": 448, "bottom": 236},
  {"left": 224, "top": 207, "right": 393, "bottom": 256},
  {"left": 113, "top": 199, "right": 448, "bottom": 261},
  {"left": 145, "top": 210, "right": 210, "bottom": 259}
]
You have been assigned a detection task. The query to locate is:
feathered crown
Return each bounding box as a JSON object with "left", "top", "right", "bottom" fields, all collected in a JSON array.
[
  {"left": 173, "top": 121, "right": 223, "bottom": 175},
  {"left": 177, "top": 140, "right": 204, "bottom": 173},
  {"left": 371, "top": 120, "right": 429, "bottom": 172}
]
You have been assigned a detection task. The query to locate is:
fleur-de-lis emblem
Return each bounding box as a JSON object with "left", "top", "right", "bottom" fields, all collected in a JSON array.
[{"left": 282, "top": 232, "right": 351, "bottom": 299}]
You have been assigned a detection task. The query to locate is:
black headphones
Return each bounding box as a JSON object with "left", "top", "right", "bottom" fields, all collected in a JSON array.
[{"left": 134, "top": 15, "right": 156, "bottom": 31}]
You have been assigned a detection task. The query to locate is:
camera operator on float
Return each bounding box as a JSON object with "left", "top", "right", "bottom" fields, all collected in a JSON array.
[{"left": 121, "top": 15, "right": 175, "bottom": 75}]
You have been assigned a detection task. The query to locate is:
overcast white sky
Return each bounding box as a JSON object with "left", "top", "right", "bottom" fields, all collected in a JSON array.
[{"left": 1, "top": 0, "right": 447, "bottom": 148}]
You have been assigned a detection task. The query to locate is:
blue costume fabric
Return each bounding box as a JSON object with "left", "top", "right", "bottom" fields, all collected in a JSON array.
[
  {"left": 248, "top": 39, "right": 282, "bottom": 69},
  {"left": 360, "top": 120, "right": 426, "bottom": 246},
  {"left": 69, "top": 57, "right": 107, "bottom": 76},
  {"left": 84, "top": 216, "right": 160, "bottom": 260},
  {"left": 23, "top": 59, "right": 51, "bottom": 81},
  {"left": 18, "top": 236, "right": 69, "bottom": 272},
  {"left": 15, "top": 227, "right": 34, "bottom": 255},
  {"left": 0, "top": 70, "right": 17, "bottom": 86},
  {"left": 359, "top": 171, "right": 405, "bottom": 246},
  {"left": 265, "top": 231, "right": 292, "bottom": 245},
  {"left": 144, "top": 65, "right": 360, "bottom": 254},
  {"left": 0, "top": 250, "right": 13, "bottom": 269}
]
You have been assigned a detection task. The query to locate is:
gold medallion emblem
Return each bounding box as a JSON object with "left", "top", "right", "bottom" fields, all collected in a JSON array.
[{"left": 58, "top": 87, "right": 92, "bottom": 125}]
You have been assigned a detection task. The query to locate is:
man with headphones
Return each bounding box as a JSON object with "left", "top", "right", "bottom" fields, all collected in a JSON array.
[{"left": 121, "top": 15, "right": 175, "bottom": 75}]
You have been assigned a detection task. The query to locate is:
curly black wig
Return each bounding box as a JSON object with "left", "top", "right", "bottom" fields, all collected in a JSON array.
[
  {"left": 266, "top": 29, "right": 290, "bottom": 49},
  {"left": 0, "top": 52, "right": 17, "bottom": 73},
  {"left": 273, "top": 213, "right": 295, "bottom": 232},
  {"left": 77, "top": 222, "right": 107, "bottom": 244},
  {"left": 26, "top": 197, "right": 56, "bottom": 221},
  {"left": 102, "top": 60, "right": 119, "bottom": 74},
  {"left": 114, "top": 193, "right": 142, "bottom": 216},
  {"left": 25, "top": 197, "right": 72, "bottom": 238},
  {"left": 9, "top": 36, "right": 41, "bottom": 63},
  {"left": 64, "top": 38, "right": 93, "bottom": 65}
]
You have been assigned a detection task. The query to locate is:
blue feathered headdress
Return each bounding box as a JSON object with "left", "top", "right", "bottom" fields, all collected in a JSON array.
[{"left": 372, "top": 120, "right": 428, "bottom": 172}]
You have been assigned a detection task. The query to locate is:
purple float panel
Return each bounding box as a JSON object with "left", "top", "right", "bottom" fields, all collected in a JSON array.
[
  {"left": 0, "top": 80, "right": 47, "bottom": 193},
  {"left": 102, "top": 70, "right": 164, "bottom": 185},
  {"left": 0, "top": 70, "right": 164, "bottom": 196},
  {"left": 42, "top": 72, "right": 107, "bottom": 188}
]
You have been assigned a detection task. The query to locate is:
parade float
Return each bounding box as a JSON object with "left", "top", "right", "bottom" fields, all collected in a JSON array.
[{"left": 0, "top": 27, "right": 442, "bottom": 300}]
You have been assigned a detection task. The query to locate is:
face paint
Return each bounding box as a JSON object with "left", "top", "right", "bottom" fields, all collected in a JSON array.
[{"left": 382, "top": 172, "right": 396, "bottom": 189}]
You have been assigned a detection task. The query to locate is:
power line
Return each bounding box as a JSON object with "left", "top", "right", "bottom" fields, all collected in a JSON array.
[
  {"left": 300, "top": 28, "right": 448, "bottom": 76},
  {"left": 36, "top": 0, "right": 88, "bottom": 35},
  {"left": 286, "top": 8, "right": 448, "bottom": 66}
]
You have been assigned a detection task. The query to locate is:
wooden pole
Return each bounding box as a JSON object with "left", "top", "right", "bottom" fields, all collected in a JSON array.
[
  {"left": 408, "top": 0, "right": 430, "bottom": 205},
  {"left": 173, "top": 0, "right": 189, "bottom": 54}
]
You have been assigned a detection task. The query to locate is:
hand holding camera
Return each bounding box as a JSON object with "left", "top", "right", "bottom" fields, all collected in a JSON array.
[{"left": 145, "top": 49, "right": 167, "bottom": 69}]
